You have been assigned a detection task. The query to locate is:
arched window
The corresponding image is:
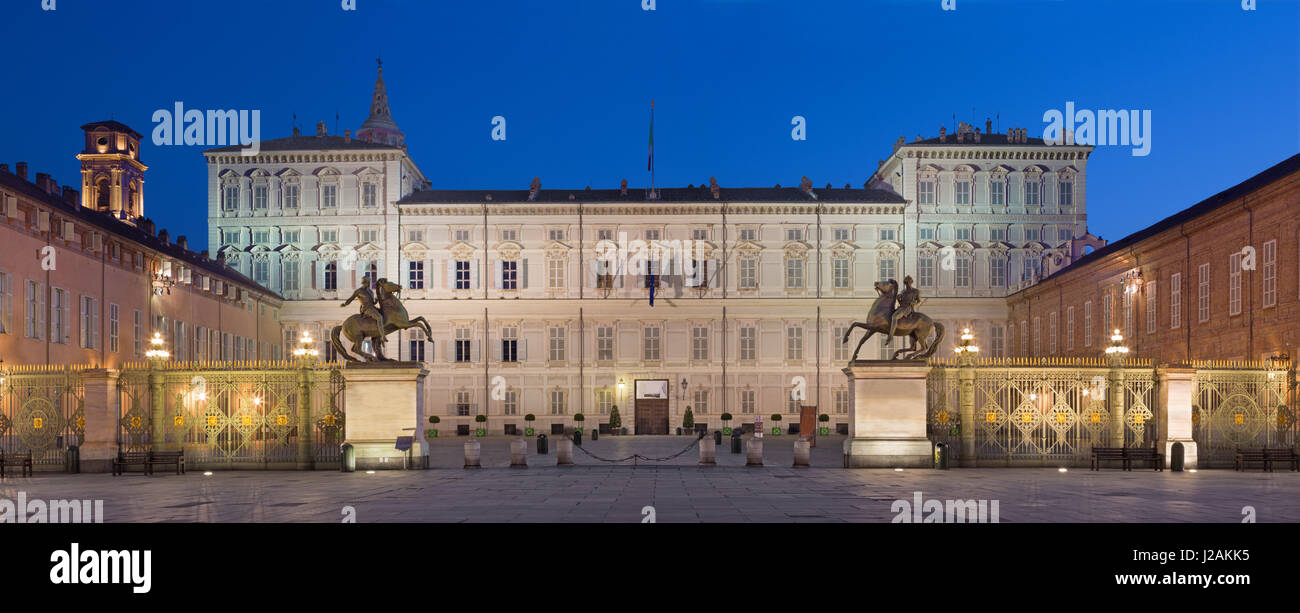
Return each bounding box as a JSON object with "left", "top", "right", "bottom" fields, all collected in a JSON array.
[{"left": 96, "top": 178, "right": 110, "bottom": 210}]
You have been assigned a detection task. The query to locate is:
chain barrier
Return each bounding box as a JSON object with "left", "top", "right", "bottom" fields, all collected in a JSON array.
[{"left": 570, "top": 434, "right": 703, "bottom": 465}]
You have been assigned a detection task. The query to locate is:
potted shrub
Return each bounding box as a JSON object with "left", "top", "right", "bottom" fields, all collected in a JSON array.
[
  {"left": 426, "top": 415, "right": 440, "bottom": 439},
  {"left": 682, "top": 407, "right": 695, "bottom": 434},
  {"left": 573, "top": 412, "right": 585, "bottom": 435},
  {"left": 720, "top": 412, "right": 733, "bottom": 436},
  {"left": 818, "top": 413, "right": 831, "bottom": 436},
  {"left": 770, "top": 413, "right": 783, "bottom": 436},
  {"left": 524, "top": 413, "right": 536, "bottom": 437},
  {"left": 608, "top": 406, "right": 621, "bottom": 435},
  {"left": 474, "top": 414, "right": 487, "bottom": 437}
]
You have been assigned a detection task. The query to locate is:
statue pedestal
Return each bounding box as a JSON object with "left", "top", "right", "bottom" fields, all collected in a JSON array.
[
  {"left": 342, "top": 362, "right": 428, "bottom": 470},
  {"left": 842, "top": 360, "right": 933, "bottom": 468}
]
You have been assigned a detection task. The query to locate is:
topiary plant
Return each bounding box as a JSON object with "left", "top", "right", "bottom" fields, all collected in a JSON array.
[
  {"left": 608, "top": 406, "right": 622, "bottom": 431},
  {"left": 682, "top": 408, "right": 695, "bottom": 429}
]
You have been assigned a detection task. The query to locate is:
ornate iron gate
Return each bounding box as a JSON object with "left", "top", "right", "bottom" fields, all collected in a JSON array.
[
  {"left": 1191, "top": 361, "right": 1295, "bottom": 468},
  {"left": 118, "top": 361, "right": 345, "bottom": 469},
  {"left": 0, "top": 365, "right": 86, "bottom": 470}
]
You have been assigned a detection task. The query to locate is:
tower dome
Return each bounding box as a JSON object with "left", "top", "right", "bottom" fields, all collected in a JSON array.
[{"left": 356, "top": 58, "right": 405, "bottom": 148}]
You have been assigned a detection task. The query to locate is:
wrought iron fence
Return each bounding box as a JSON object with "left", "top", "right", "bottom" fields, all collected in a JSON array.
[
  {"left": 1190, "top": 360, "right": 1295, "bottom": 468},
  {"left": 0, "top": 364, "right": 87, "bottom": 469},
  {"left": 117, "top": 360, "right": 345, "bottom": 470}
]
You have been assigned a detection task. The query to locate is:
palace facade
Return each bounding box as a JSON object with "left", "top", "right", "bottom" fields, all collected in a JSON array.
[
  {"left": 206, "top": 63, "right": 1101, "bottom": 435},
  {"left": 1008, "top": 153, "right": 1300, "bottom": 363},
  {"left": 0, "top": 121, "right": 284, "bottom": 370}
]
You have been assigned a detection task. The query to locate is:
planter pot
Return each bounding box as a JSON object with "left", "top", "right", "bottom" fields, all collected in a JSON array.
[
  {"left": 426, "top": 429, "right": 438, "bottom": 438},
  {"left": 574, "top": 427, "right": 583, "bottom": 434},
  {"left": 819, "top": 427, "right": 830, "bottom": 436},
  {"left": 475, "top": 428, "right": 486, "bottom": 437},
  {"left": 771, "top": 427, "right": 782, "bottom": 436},
  {"left": 722, "top": 427, "right": 732, "bottom": 436},
  {"left": 524, "top": 427, "right": 536, "bottom": 437}
]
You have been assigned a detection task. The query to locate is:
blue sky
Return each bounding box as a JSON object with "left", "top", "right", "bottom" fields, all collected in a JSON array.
[{"left": 1, "top": 0, "right": 1296, "bottom": 245}]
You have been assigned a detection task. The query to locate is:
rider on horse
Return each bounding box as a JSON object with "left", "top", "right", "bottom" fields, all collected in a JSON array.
[
  {"left": 885, "top": 276, "right": 921, "bottom": 346},
  {"left": 342, "top": 275, "right": 385, "bottom": 344}
]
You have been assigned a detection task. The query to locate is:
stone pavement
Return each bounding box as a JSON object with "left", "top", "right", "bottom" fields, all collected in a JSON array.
[{"left": 2, "top": 436, "right": 1297, "bottom": 523}]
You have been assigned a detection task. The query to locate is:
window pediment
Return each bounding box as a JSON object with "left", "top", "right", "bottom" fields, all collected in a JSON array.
[
  {"left": 313, "top": 167, "right": 342, "bottom": 178},
  {"left": 876, "top": 240, "right": 904, "bottom": 253},
  {"left": 449, "top": 241, "right": 476, "bottom": 260}
]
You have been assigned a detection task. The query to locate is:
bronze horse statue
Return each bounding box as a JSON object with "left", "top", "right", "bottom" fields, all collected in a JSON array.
[
  {"left": 330, "top": 278, "right": 433, "bottom": 362},
  {"left": 841, "top": 279, "right": 945, "bottom": 361}
]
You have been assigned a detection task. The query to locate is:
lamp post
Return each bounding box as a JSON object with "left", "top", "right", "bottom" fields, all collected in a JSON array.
[
  {"left": 1105, "top": 329, "right": 1129, "bottom": 447},
  {"left": 145, "top": 332, "right": 170, "bottom": 451},
  {"left": 292, "top": 330, "right": 318, "bottom": 469},
  {"left": 953, "top": 328, "right": 979, "bottom": 464}
]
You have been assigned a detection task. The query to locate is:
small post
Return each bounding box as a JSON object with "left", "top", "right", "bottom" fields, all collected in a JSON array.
[
  {"left": 463, "top": 439, "right": 481, "bottom": 468},
  {"left": 557, "top": 438, "right": 575, "bottom": 466},
  {"left": 792, "top": 437, "right": 811, "bottom": 467},
  {"left": 745, "top": 437, "right": 763, "bottom": 467},
  {"left": 698, "top": 436, "right": 716, "bottom": 466},
  {"left": 510, "top": 437, "right": 528, "bottom": 468}
]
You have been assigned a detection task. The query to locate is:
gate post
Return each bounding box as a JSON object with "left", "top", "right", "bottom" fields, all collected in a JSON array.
[
  {"left": 297, "top": 366, "right": 314, "bottom": 470},
  {"left": 149, "top": 366, "right": 167, "bottom": 451},
  {"left": 1107, "top": 357, "right": 1126, "bottom": 448},
  {"left": 958, "top": 360, "right": 976, "bottom": 467},
  {"left": 1156, "top": 365, "right": 1197, "bottom": 469},
  {"left": 79, "top": 369, "right": 120, "bottom": 473}
]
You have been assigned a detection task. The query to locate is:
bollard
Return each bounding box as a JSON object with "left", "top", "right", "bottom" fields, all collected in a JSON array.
[
  {"left": 793, "top": 437, "right": 810, "bottom": 468},
  {"left": 537, "top": 434, "right": 549, "bottom": 454},
  {"left": 745, "top": 437, "right": 763, "bottom": 467},
  {"left": 714, "top": 430, "right": 723, "bottom": 446},
  {"left": 591, "top": 428, "right": 599, "bottom": 441},
  {"left": 340, "top": 443, "right": 355, "bottom": 472},
  {"left": 463, "top": 440, "right": 481, "bottom": 468},
  {"left": 510, "top": 437, "right": 528, "bottom": 468},
  {"left": 934, "top": 442, "right": 949, "bottom": 470},
  {"left": 557, "top": 438, "right": 575, "bottom": 466},
  {"left": 66, "top": 445, "right": 80, "bottom": 474},
  {"left": 731, "top": 432, "right": 743, "bottom": 454},
  {"left": 699, "top": 436, "right": 717, "bottom": 466},
  {"left": 1171, "top": 441, "right": 1184, "bottom": 472},
  {"left": 574, "top": 429, "right": 583, "bottom": 446}
]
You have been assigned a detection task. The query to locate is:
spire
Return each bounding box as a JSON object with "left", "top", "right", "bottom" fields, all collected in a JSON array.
[{"left": 357, "top": 57, "right": 405, "bottom": 147}]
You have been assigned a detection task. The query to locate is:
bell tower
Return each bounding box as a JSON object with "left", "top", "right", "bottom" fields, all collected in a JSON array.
[
  {"left": 356, "top": 58, "right": 406, "bottom": 148},
  {"left": 76, "top": 120, "right": 148, "bottom": 223}
]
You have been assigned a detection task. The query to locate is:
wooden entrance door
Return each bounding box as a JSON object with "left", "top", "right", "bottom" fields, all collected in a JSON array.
[{"left": 636, "top": 399, "right": 669, "bottom": 434}]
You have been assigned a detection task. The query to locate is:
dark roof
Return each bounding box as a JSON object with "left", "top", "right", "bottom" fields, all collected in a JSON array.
[
  {"left": 1025, "top": 152, "right": 1300, "bottom": 289},
  {"left": 399, "top": 185, "right": 906, "bottom": 205},
  {"left": 204, "top": 134, "right": 404, "bottom": 154},
  {"left": 905, "top": 133, "right": 1072, "bottom": 147},
  {"left": 0, "top": 169, "right": 280, "bottom": 300},
  {"left": 80, "top": 120, "right": 142, "bottom": 139}
]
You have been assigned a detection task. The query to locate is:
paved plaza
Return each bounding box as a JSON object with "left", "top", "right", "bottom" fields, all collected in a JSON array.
[{"left": 3, "top": 436, "right": 1297, "bottom": 523}]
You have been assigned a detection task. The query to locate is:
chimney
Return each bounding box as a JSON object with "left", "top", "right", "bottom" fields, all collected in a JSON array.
[
  {"left": 158, "top": 228, "right": 169, "bottom": 244},
  {"left": 974, "top": 127, "right": 982, "bottom": 143},
  {"left": 620, "top": 179, "right": 628, "bottom": 196},
  {"left": 986, "top": 118, "right": 993, "bottom": 134},
  {"left": 62, "top": 186, "right": 79, "bottom": 204},
  {"left": 139, "top": 218, "right": 155, "bottom": 236},
  {"left": 16, "top": 162, "right": 27, "bottom": 179},
  {"left": 938, "top": 126, "right": 947, "bottom": 143},
  {"left": 36, "top": 173, "right": 51, "bottom": 192},
  {"left": 709, "top": 176, "right": 720, "bottom": 199},
  {"left": 177, "top": 235, "right": 188, "bottom": 250},
  {"left": 201, "top": 249, "right": 210, "bottom": 259},
  {"left": 345, "top": 129, "right": 352, "bottom": 143}
]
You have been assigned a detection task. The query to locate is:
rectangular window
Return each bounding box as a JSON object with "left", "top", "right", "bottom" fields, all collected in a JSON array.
[
  {"left": 595, "top": 389, "right": 613, "bottom": 416},
  {"left": 692, "top": 228, "right": 709, "bottom": 241},
  {"left": 252, "top": 260, "right": 269, "bottom": 284},
  {"left": 1032, "top": 317, "right": 1041, "bottom": 356},
  {"left": 785, "top": 228, "right": 804, "bottom": 242},
  {"left": 133, "top": 309, "right": 142, "bottom": 356},
  {"left": 1083, "top": 301, "right": 1093, "bottom": 347},
  {"left": 1025, "top": 180, "right": 1041, "bottom": 206},
  {"left": 834, "top": 389, "right": 849, "bottom": 415},
  {"left": 501, "top": 260, "right": 518, "bottom": 290},
  {"left": 408, "top": 330, "right": 426, "bottom": 361},
  {"left": 1102, "top": 290, "right": 1112, "bottom": 341},
  {"left": 740, "top": 389, "right": 756, "bottom": 414},
  {"left": 500, "top": 326, "right": 518, "bottom": 363},
  {"left": 642, "top": 326, "right": 661, "bottom": 361},
  {"left": 955, "top": 227, "right": 971, "bottom": 241},
  {"left": 990, "top": 180, "right": 1005, "bottom": 206},
  {"left": 362, "top": 183, "right": 378, "bottom": 208},
  {"left": 0, "top": 272, "right": 8, "bottom": 335},
  {"left": 1198, "top": 263, "right": 1210, "bottom": 323},
  {"left": 253, "top": 185, "right": 267, "bottom": 210},
  {"left": 692, "top": 390, "right": 709, "bottom": 415},
  {"left": 408, "top": 261, "right": 424, "bottom": 290},
  {"left": 548, "top": 228, "right": 567, "bottom": 241},
  {"left": 504, "top": 390, "right": 519, "bottom": 416},
  {"left": 739, "top": 325, "right": 756, "bottom": 361},
  {"left": 1049, "top": 311, "right": 1058, "bottom": 355},
  {"left": 79, "top": 295, "right": 97, "bottom": 349},
  {"left": 283, "top": 183, "right": 299, "bottom": 209},
  {"left": 1146, "top": 281, "right": 1157, "bottom": 334},
  {"left": 1262, "top": 240, "right": 1276, "bottom": 307},
  {"left": 1020, "top": 321, "right": 1028, "bottom": 356},
  {"left": 25, "top": 281, "right": 41, "bottom": 340},
  {"left": 1170, "top": 272, "right": 1182, "bottom": 328},
  {"left": 360, "top": 229, "right": 378, "bottom": 244},
  {"left": 785, "top": 258, "right": 803, "bottom": 289},
  {"left": 955, "top": 180, "right": 971, "bottom": 205},
  {"left": 320, "top": 229, "right": 338, "bottom": 243},
  {"left": 594, "top": 228, "right": 611, "bottom": 242},
  {"left": 221, "top": 229, "right": 239, "bottom": 245},
  {"left": 739, "top": 258, "right": 757, "bottom": 289},
  {"left": 918, "top": 228, "right": 935, "bottom": 241},
  {"left": 990, "top": 324, "right": 1005, "bottom": 357},
  {"left": 955, "top": 257, "right": 971, "bottom": 288},
  {"left": 596, "top": 325, "right": 614, "bottom": 362},
  {"left": 1058, "top": 181, "right": 1073, "bottom": 207},
  {"left": 1024, "top": 227, "right": 1041, "bottom": 242},
  {"left": 1066, "top": 307, "right": 1075, "bottom": 351},
  {"left": 644, "top": 229, "right": 660, "bottom": 241},
  {"left": 321, "top": 184, "right": 337, "bottom": 209},
  {"left": 785, "top": 326, "right": 804, "bottom": 361},
  {"left": 990, "top": 227, "right": 1007, "bottom": 242},
  {"left": 692, "top": 326, "right": 709, "bottom": 361},
  {"left": 324, "top": 262, "right": 338, "bottom": 291},
  {"left": 548, "top": 326, "right": 566, "bottom": 362},
  {"left": 455, "top": 391, "right": 472, "bottom": 416},
  {"left": 223, "top": 186, "right": 239, "bottom": 212},
  {"left": 1123, "top": 290, "right": 1134, "bottom": 338},
  {"left": 878, "top": 228, "right": 897, "bottom": 242},
  {"left": 917, "top": 180, "right": 935, "bottom": 205},
  {"left": 406, "top": 229, "right": 425, "bottom": 243},
  {"left": 1229, "top": 252, "right": 1242, "bottom": 316},
  {"left": 252, "top": 229, "right": 270, "bottom": 245},
  {"left": 990, "top": 257, "right": 1006, "bottom": 288},
  {"left": 878, "top": 257, "right": 896, "bottom": 284},
  {"left": 918, "top": 258, "right": 935, "bottom": 288},
  {"left": 283, "top": 230, "right": 300, "bottom": 244},
  {"left": 738, "top": 228, "right": 757, "bottom": 242},
  {"left": 455, "top": 260, "right": 471, "bottom": 290},
  {"left": 109, "top": 303, "right": 119, "bottom": 352},
  {"left": 454, "top": 229, "right": 471, "bottom": 242},
  {"left": 455, "top": 327, "right": 472, "bottom": 363},
  {"left": 549, "top": 390, "right": 567, "bottom": 415},
  {"left": 833, "top": 228, "right": 851, "bottom": 242},
  {"left": 1058, "top": 228, "right": 1073, "bottom": 243},
  {"left": 832, "top": 258, "right": 850, "bottom": 289},
  {"left": 547, "top": 258, "right": 566, "bottom": 290},
  {"left": 833, "top": 325, "right": 850, "bottom": 362}
]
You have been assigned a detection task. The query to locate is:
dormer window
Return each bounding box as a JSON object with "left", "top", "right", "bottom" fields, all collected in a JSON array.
[
  {"left": 785, "top": 228, "right": 804, "bottom": 242},
  {"left": 454, "top": 229, "right": 471, "bottom": 242},
  {"left": 738, "top": 228, "right": 757, "bottom": 242},
  {"left": 878, "top": 228, "right": 896, "bottom": 242},
  {"left": 833, "top": 228, "right": 851, "bottom": 242}
]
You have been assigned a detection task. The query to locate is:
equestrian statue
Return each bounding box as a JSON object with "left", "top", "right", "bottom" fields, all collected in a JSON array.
[
  {"left": 330, "top": 276, "right": 433, "bottom": 362},
  {"left": 841, "top": 276, "right": 945, "bottom": 361}
]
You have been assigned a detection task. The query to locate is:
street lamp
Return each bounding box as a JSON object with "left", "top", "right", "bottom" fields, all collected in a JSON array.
[
  {"left": 145, "top": 332, "right": 170, "bottom": 361},
  {"left": 292, "top": 330, "right": 319, "bottom": 361},
  {"left": 1105, "top": 329, "right": 1129, "bottom": 362},
  {"left": 953, "top": 328, "right": 980, "bottom": 362}
]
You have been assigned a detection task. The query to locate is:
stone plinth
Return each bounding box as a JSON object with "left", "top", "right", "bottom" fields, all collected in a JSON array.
[
  {"left": 1156, "top": 366, "right": 1198, "bottom": 470},
  {"left": 842, "top": 360, "right": 933, "bottom": 468},
  {"left": 79, "top": 369, "right": 121, "bottom": 473},
  {"left": 342, "top": 362, "right": 428, "bottom": 470}
]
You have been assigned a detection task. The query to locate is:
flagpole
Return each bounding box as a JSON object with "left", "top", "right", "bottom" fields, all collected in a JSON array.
[{"left": 648, "top": 100, "right": 656, "bottom": 201}]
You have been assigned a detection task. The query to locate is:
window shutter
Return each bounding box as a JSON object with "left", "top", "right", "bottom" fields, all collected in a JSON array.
[
  {"left": 521, "top": 259, "right": 529, "bottom": 289},
  {"left": 493, "top": 260, "right": 502, "bottom": 289},
  {"left": 709, "top": 260, "right": 721, "bottom": 288},
  {"left": 37, "top": 284, "right": 45, "bottom": 340},
  {"left": 446, "top": 260, "right": 456, "bottom": 289},
  {"left": 471, "top": 340, "right": 481, "bottom": 363},
  {"left": 587, "top": 260, "right": 597, "bottom": 288},
  {"left": 519, "top": 338, "right": 527, "bottom": 362},
  {"left": 493, "top": 340, "right": 502, "bottom": 362}
]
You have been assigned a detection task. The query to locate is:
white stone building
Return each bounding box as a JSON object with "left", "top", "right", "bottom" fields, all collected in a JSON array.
[{"left": 206, "top": 66, "right": 1099, "bottom": 436}]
